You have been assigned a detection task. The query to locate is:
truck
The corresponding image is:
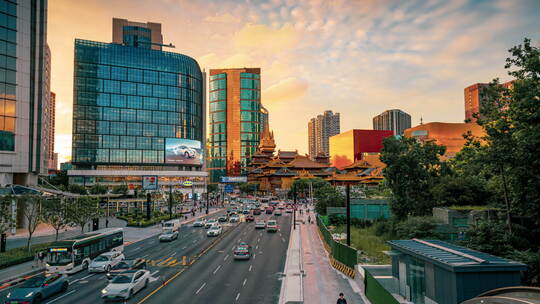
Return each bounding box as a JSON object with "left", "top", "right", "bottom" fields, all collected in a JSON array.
[{"left": 163, "top": 219, "right": 181, "bottom": 232}]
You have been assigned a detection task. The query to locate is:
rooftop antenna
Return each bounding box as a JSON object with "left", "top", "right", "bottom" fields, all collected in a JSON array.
[{"left": 420, "top": 116, "right": 423, "bottom": 125}]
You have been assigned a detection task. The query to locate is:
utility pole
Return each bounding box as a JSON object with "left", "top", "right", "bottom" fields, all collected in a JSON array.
[
  {"left": 169, "top": 185, "right": 173, "bottom": 220},
  {"left": 293, "top": 188, "right": 297, "bottom": 230},
  {"left": 346, "top": 183, "right": 351, "bottom": 246},
  {"left": 146, "top": 192, "right": 151, "bottom": 220},
  {"left": 206, "top": 191, "right": 209, "bottom": 214}
]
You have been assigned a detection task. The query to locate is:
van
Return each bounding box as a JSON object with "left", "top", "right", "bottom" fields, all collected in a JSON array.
[{"left": 163, "top": 219, "right": 181, "bottom": 232}]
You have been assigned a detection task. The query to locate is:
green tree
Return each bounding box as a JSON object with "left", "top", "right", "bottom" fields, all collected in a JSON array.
[
  {"left": 43, "top": 197, "right": 70, "bottom": 241},
  {"left": 314, "top": 183, "right": 344, "bottom": 215},
  {"left": 49, "top": 169, "right": 68, "bottom": 187},
  {"left": 380, "top": 136, "right": 446, "bottom": 220},
  {"left": 239, "top": 183, "right": 258, "bottom": 195},
  {"left": 290, "top": 178, "right": 328, "bottom": 199},
  {"left": 207, "top": 184, "right": 218, "bottom": 193},
  {"left": 431, "top": 174, "right": 492, "bottom": 207},
  {"left": 67, "top": 196, "right": 99, "bottom": 233},
  {"left": 112, "top": 184, "right": 128, "bottom": 195},
  {"left": 68, "top": 184, "right": 87, "bottom": 195},
  {"left": 21, "top": 196, "right": 44, "bottom": 251},
  {"left": 0, "top": 196, "right": 14, "bottom": 252},
  {"left": 462, "top": 219, "right": 514, "bottom": 257},
  {"left": 395, "top": 216, "right": 441, "bottom": 239},
  {"left": 89, "top": 184, "right": 108, "bottom": 195}
]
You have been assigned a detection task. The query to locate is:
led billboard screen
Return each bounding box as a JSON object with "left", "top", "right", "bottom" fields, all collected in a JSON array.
[{"left": 165, "top": 138, "right": 203, "bottom": 165}]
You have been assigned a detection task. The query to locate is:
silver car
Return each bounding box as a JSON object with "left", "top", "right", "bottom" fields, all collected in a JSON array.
[
  {"left": 158, "top": 230, "right": 178, "bottom": 242},
  {"left": 89, "top": 252, "right": 125, "bottom": 273},
  {"left": 101, "top": 269, "right": 150, "bottom": 301}
]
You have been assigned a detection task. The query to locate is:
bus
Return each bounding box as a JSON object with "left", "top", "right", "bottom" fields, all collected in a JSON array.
[{"left": 45, "top": 228, "right": 124, "bottom": 274}]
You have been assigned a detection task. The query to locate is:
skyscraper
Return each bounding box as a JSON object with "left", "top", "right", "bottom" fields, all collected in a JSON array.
[
  {"left": 464, "top": 81, "right": 513, "bottom": 122},
  {"left": 48, "top": 92, "right": 56, "bottom": 170},
  {"left": 260, "top": 105, "right": 269, "bottom": 137},
  {"left": 69, "top": 19, "right": 206, "bottom": 191},
  {"left": 207, "top": 68, "right": 262, "bottom": 183},
  {"left": 112, "top": 18, "right": 163, "bottom": 50},
  {"left": 0, "top": 0, "right": 50, "bottom": 186},
  {"left": 307, "top": 111, "right": 340, "bottom": 159},
  {"left": 373, "top": 109, "right": 411, "bottom": 135}
]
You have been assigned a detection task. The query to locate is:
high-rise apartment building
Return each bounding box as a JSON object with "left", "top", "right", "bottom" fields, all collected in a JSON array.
[
  {"left": 373, "top": 109, "right": 411, "bottom": 135},
  {"left": 47, "top": 92, "right": 56, "bottom": 170},
  {"left": 69, "top": 19, "right": 206, "bottom": 191},
  {"left": 307, "top": 110, "right": 340, "bottom": 159},
  {"left": 207, "top": 68, "right": 262, "bottom": 183},
  {"left": 0, "top": 0, "right": 50, "bottom": 186},
  {"left": 260, "top": 105, "right": 269, "bottom": 136},
  {"left": 464, "top": 81, "right": 513, "bottom": 122}
]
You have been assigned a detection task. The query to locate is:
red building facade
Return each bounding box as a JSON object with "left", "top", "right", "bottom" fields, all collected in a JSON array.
[{"left": 329, "top": 129, "right": 393, "bottom": 169}]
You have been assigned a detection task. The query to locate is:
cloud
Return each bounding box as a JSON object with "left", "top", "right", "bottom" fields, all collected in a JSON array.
[
  {"left": 233, "top": 23, "right": 300, "bottom": 53},
  {"left": 204, "top": 13, "right": 240, "bottom": 23},
  {"left": 263, "top": 77, "right": 308, "bottom": 104}
]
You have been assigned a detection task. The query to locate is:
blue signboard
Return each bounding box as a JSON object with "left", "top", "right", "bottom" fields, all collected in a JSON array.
[
  {"left": 220, "top": 176, "right": 248, "bottom": 183},
  {"left": 224, "top": 184, "right": 234, "bottom": 193}
]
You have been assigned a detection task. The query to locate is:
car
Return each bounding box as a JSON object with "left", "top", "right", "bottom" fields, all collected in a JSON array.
[
  {"left": 207, "top": 224, "right": 222, "bottom": 237},
  {"left": 242, "top": 209, "right": 250, "bottom": 215},
  {"left": 193, "top": 219, "right": 206, "bottom": 227},
  {"left": 233, "top": 244, "right": 252, "bottom": 260},
  {"left": 253, "top": 209, "right": 261, "bottom": 215},
  {"left": 4, "top": 274, "right": 69, "bottom": 304},
  {"left": 266, "top": 220, "right": 278, "bottom": 232},
  {"left": 265, "top": 207, "right": 273, "bottom": 214},
  {"left": 278, "top": 205, "right": 285, "bottom": 210},
  {"left": 172, "top": 145, "right": 196, "bottom": 158},
  {"left": 158, "top": 229, "right": 178, "bottom": 242},
  {"left": 106, "top": 259, "right": 147, "bottom": 281},
  {"left": 245, "top": 215, "right": 255, "bottom": 222},
  {"left": 101, "top": 270, "right": 150, "bottom": 301},
  {"left": 274, "top": 209, "right": 282, "bottom": 216},
  {"left": 286, "top": 207, "right": 293, "bottom": 213},
  {"left": 229, "top": 215, "right": 240, "bottom": 223},
  {"left": 218, "top": 216, "right": 228, "bottom": 222},
  {"left": 205, "top": 219, "right": 218, "bottom": 228},
  {"left": 255, "top": 221, "right": 266, "bottom": 229},
  {"left": 89, "top": 251, "right": 125, "bottom": 273}
]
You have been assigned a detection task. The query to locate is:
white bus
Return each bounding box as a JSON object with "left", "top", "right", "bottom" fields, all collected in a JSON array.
[{"left": 46, "top": 228, "right": 124, "bottom": 274}]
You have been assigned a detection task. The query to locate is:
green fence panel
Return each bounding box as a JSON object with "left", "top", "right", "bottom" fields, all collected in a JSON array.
[
  {"left": 365, "top": 269, "right": 399, "bottom": 304},
  {"left": 333, "top": 241, "right": 357, "bottom": 268}
]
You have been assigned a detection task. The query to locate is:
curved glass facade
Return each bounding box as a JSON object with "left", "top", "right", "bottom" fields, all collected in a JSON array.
[{"left": 72, "top": 39, "right": 203, "bottom": 167}]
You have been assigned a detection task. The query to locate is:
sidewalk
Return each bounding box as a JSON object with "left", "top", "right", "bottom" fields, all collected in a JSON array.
[
  {"left": 300, "top": 211, "right": 366, "bottom": 304},
  {"left": 0, "top": 208, "right": 224, "bottom": 286}
]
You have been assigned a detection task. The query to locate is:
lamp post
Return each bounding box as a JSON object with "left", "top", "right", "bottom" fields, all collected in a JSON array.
[
  {"left": 146, "top": 192, "right": 151, "bottom": 220},
  {"left": 346, "top": 183, "right": 351, "bottom": 246},
  {"left": 293, "top": 188, "right": 297, "bottom": 230}
]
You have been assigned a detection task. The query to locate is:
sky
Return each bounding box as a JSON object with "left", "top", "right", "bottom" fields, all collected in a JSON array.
[{"left": 48, "top": 0, "right": 540, "bottom": 164}]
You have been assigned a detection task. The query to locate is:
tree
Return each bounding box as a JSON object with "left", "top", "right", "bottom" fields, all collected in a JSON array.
[
  {"left": 462, "top": 219, "right": 514, "bottom": 257},
  {"left": 21, "top": 196, "right": 43, "bottom": 251},
  {"left": 68, "top": 184, "right": 87, "bottom": 195},
  {"left": 67, "top": 196, "right": 99, "bottom": 233},
  {"left": 49, "top": 169, "right": 68, "bottom": 187},
  {"left": 314, "top": 183, "right": 344, "bottom": 215},
  {"left": 290, "top": 178, "right": 328, "bottom": 199},
  {"left": 43, "top": 197, "right": 70, "bottom": 241},
  {"left": 395, "top": 216, "right": 441, "bottom": 239},
  {"left": 431, "top": 175, "right": 492, "bottom": 207},
  {"left": 239, "top": 183, "right": 258, "bottom": 195},
  {"left": 0, "top": 196, "right": 14, "bottom": 252},
  {"left": 380, "top": 136, "right": 446, "bottom": 220},
  {"left": 112, "top": 184, "right": 128, "bottom": 195},
  {"left": 207, "top": 184, "right": 218, "bottom": 193},
  {"left": 89, "top": 184, "right": 108, "bottom": 195}
]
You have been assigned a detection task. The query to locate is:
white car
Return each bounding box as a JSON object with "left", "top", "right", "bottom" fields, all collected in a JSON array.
[
  {"left": 229, "top": 215, "right": 240, "bottom": 223},
  {"left": 101, "top": 269, "right": 150, "bottom": 301},
  {"left": 206, "top": 224, "right": 222, "bottom": 237},
  {"left": 158, "top": 230, "right": 178, "bottom": 242},
  {"left": 193, "top": 219, "right": 206, "bottom": 227},
  {"left": 173, "top": 145, "right": 196, "bottom": 158},
  {"left": 205, "top": 219, "right": 218, "bottom": 229},
  {"left": 89, "top": 252, "right": 125, "bottom": 273},
  {"left": 255, "top": 221, "right": 266, "bottom": 229}
]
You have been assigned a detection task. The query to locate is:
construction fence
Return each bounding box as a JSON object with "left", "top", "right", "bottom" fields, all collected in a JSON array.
[{"left": 316, "top": 215, "right": 357, "bottom": 274}]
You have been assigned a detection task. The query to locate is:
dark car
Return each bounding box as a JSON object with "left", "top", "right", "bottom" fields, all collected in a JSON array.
[
  {"left": 253, "top": 209, "right": 261, "bottom": 215},
  {"left": 245, "top": 215, "right": 255, "bottom": 222},
  {"left": 218, "top": 216, "right": 228, "bottom": 222},
  {"left": 4, "top": 274, "right": 69, "bottom": 304},
  {"left": 265, "top": 207, "right": 273, "bottom": 214},
  {"left": 106, "top": 258, "right": 147, "bottom": 280}
]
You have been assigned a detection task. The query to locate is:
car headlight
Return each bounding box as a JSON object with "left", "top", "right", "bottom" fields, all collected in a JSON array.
[
  {"left": 101, "top": 289, "right": 108, "bottom": 294},
  {"left": 26, "top": 292, "right": 34, "bottom": 297},
  {"left": 45, "top": 263, "right": 50, "bottom": 267},
  {"left": 6, "top": 292, "right": 10, "bottom": 298}
]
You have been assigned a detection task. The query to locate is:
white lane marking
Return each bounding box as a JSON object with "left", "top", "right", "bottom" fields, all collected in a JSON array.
[
  {"left": 242, "top": 278, "right": 247, "bottom": 286},
  {"left": 256, "top": 245, "right": 259, "bottom": 250},
  {"left": 151, "top": 270, "right": 159, "bottom": 277},
  {"left": 249, "top": 265, "right": 252, "bottom": 272},
  {"left": 232, "top": 245, "right": 235, "bottom": 250},
  {"left": 213, "top": 265, "right": 222, "bottom": 274},
  {"left": 142, "top": 254, "right": 149, "bottom": 259},
  {"left": 182, "top": 246, "right": 187, "bottom": 250},
  {"left": 195, "top": 282, "right": 206, "bottom": 295},
  {"left": 281, "top": 238, "right": 286, "bottom": 242},
  {"left": 224, "top": 254, "right": 229, "bottom": 261},
  {"left": 253, "top": 254, "right": 256, "bottom": 259},
  {"left": 170, "top": 251, "right": 177, "bottom": 256},
  {"left": 257, "top": 238, "right": 260, "bottom": 243},
  {"left": 235, "top": 293, "right": 240, "bottom": 301},
  {"left": 45, "top": 289, "right": 77, "bottom": 304},
  {"left": 70, "top": 274, "right": 94, "bottom": 284},
  {"left": 133, "top": 246, "right": 142, "bottom": 251}
]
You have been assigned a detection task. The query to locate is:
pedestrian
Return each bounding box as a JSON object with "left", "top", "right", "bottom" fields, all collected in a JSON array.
[
  {"left": 32, "top": 252, "right": 39, "bottom": 268},
  {"left": 105, "top": 218, "right": 109, "bottom": 228},
  {"left": 337, "top": 293, "right": 347, "bottom": 304},
  {"left": 308, "top": 215, "right": 311, "bottom": 224},
  {"left": 38, "top": 251, "right": 45, "bottom": 268}
]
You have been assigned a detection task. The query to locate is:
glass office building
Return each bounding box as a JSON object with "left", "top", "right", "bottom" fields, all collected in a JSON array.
[
  {"left": 70, "top": 37, "right": 206, "bottom": 188},
  {"left": 208, "top": 68, "right": 261, "bottom": 183}
]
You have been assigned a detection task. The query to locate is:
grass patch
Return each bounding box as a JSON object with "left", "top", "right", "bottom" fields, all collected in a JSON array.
[
  {"left": 0, "top": 243, "right": 51, "bottom": 270},
  {"left": 447, "top": 205, "right": 500, "bottom": 211},
  {"left": 334, "top": 225, "right": 391, "bottom": 264}
]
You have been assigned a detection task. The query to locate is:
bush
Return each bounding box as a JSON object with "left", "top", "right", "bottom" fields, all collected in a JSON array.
[
  {"left": 68, "top": 184, "right": 87, "bottom": 195},
  {"left": 511, "top": 250, "right": 540, "bottom": 286},
  {"left": 395, "top": 216, "right": 441, "bottom": 239},
  {"left": 0, "top": 243, "right": 51, "bottom": 270},
  {"left": 373, "top": 220, "right": 394, "bottom": 237},
  {"left": 328, "top": 214, "right": 346, "bottom": 225}
]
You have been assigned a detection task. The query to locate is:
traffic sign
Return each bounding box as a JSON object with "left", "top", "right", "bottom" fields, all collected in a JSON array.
[
  {"left": 142, "top": 176, "right": 158, "bottom": 190},
  {"left": 224, "top": 184, "right": 234, "bottom": 193}
]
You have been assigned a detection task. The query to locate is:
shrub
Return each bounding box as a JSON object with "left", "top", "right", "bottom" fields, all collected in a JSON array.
[{"left": 395, "top": 216, "right": 441, "bottom": 239}]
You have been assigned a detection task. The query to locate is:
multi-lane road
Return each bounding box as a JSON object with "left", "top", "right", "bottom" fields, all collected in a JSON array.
[{"left": 1, "top": 210, "right": 292, "bottom": 304}]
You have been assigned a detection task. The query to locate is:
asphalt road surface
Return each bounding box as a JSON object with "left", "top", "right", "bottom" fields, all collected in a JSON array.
[
  {"left": 1, "top": 210, "right": 293, "bottom": 304},
  {"left": 142, "top": 212, "right": 292, "bottom": 304}
]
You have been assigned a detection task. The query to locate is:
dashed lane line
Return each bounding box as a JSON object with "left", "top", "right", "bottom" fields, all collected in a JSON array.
[
  {"left": 224, "top": 254, "right": 230, "bottom": 261},
  {"left": 213, "top": 265, "right": 222, "bottom": 274},
  {"left": 45, "top": 289, "right": 77, "bottom": 304},
  {"left": 249, "top": 265, "right": 252, "bottom": 272},
  {"left": 235, "top": 293, "right": 240, "bottom": 301},
  {"left": 242, "top": 278, "right": 247, "bottom": 286},
  {"left": 70, "top": 274, "right": 94, "bottom": 284},
  {"left": 195, "top": 282, "right": 206, "bottom": 295}
]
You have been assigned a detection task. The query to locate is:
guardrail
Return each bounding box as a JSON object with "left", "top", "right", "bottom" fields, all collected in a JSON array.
[{"left": 316, "top": 215, "right": 357, "bottom": 277}]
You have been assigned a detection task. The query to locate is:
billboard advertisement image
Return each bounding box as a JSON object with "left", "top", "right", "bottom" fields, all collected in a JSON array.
[{"left": 165, "top": 138, "right": 203, "bottom": 165}]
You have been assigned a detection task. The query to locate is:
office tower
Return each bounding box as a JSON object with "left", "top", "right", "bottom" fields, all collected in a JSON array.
[
  {"left": 260, "top": 105, "right": 269, "bottom": 136},
  {"left": 0, "top": 0, "right": 50, "bottom": 186},
  {"left": 373, "top": 109, "right": 411, "bottom": 135},
  {"left": 307, "top": 110, "right": 340, "bottom": 159},
  {"left": 207, "top": 68, "right": 262, "bottom": 183},
  {"left": 112, "top": 18, "right": 163, "bottom": 50},
  {"left": 464, "top": 81, "right": 513, "bottom": 122},
  {"left": 329, "top": 129, "right": 393, "bottom": 169},
  {"left": 70, "top": 19, "right": 206, "bottom": 190}
]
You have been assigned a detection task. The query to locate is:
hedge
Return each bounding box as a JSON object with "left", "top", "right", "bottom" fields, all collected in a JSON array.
[
  {"left": 0, "top": 243, "right": 51, "bottom": 270},
  {"left": 118, "top": 213, "right": 185, "bottom": 227}
]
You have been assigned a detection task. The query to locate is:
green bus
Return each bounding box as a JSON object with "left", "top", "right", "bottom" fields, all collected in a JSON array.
[{"left": 46, "top": 228, "right": 124, "bottom": 274}]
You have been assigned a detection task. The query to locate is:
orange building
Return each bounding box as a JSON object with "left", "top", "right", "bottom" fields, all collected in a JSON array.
[
  {"left": 464, "top": 81, "right": 513, "bottom": 122},
  {"left": 329, "top": 129, "right": 393, "bottom": 170},
  {"left": 404, "top": 122, "right": 485, "bottom": 158},
  {"left": 207, "top": 68, "right": 262, "bottom": 183}
]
